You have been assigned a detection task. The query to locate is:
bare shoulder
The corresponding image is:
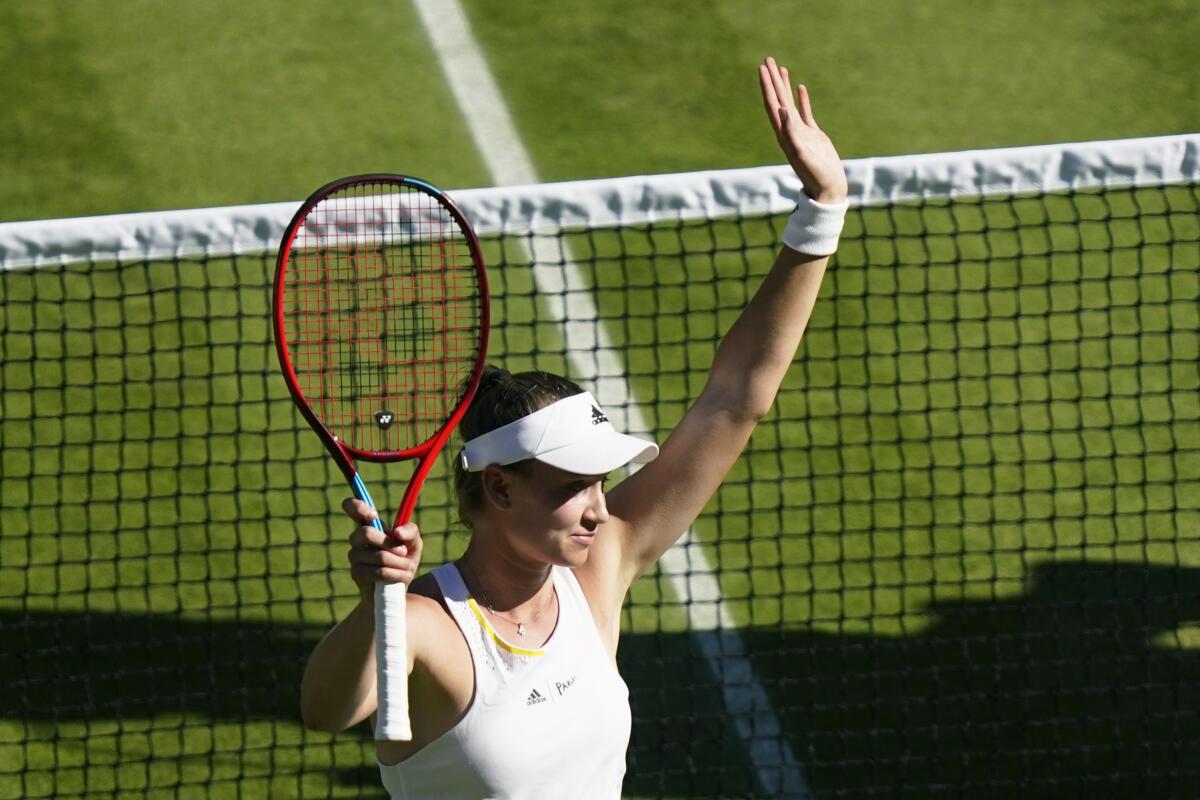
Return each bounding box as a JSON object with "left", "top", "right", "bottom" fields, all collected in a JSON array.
[{"left": 406, "top": 573, "right": 461, "bottom": 653}]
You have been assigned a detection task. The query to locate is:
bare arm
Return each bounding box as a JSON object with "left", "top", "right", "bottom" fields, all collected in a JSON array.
[
  {"left": 585, "top": 58, "right": 849, "bottom": 599},
  {"left": 300, "top": 596, "right": 379, "bottom": 732}
]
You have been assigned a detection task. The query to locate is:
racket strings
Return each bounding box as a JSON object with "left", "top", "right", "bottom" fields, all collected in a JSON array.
[{"left": 284, "top": 180, "right": 483, "bottom": 453}]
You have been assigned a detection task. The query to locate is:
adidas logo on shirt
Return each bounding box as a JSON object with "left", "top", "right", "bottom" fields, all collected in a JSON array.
[{"left": 526, "top": 689, "right": 548, "bottom": 706}]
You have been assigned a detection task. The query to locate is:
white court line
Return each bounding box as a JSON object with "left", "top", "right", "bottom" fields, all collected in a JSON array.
[{"left": 410, "top": 2, "right": 811, "bottom": 796}]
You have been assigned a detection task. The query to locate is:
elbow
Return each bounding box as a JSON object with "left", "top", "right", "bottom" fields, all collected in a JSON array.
[
  {"left": 300, "top": 698, "right": 339, "bottom": 733},
  {"left": 301, "top": 709, "right": 340, "bottom": 734},
  {"left": 736, "top": 391, "right": 776, "bottom": 422},
  {"left": 698, "top": 382, "right": 774, "bottom": 426},
  {"left": 734, "top": 400, "right": 772, "bottom": 424},
  {"left": 723, "top": 399, "right": 773, "bottom": 425},
  {"left": 706, "top": 358, "right": 789, "bottom": 422},
  {"left": 300, "top": 681, "right": 353, "bottom": 733}
]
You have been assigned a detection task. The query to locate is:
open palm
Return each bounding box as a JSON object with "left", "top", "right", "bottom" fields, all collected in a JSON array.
[{"left": 759, "top": 57, "right": 848, "bottom": 204}]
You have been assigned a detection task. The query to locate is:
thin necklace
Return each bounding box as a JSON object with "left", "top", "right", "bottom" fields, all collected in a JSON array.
[{"left": 458, "top": 558, "right": 555, "bottom": 637}]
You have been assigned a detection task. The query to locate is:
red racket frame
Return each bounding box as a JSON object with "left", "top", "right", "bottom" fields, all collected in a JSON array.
[
  {"left": 272, "top": 174, "right": 489, "bottom": 742},
  {"left": 272, "top": 174, "right": 490, "bottom": 530}
]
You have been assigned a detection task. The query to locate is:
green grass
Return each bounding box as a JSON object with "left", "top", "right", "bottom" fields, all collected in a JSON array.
[
  {"left": 468, "top": 0, "right": 1200, "bottom": 178},
  {"left": 4, "top": 188, "right": 1199, "bottom": 797},
  {"left": 2, "top": 1, "right": 1200, "bottom": 797},
  {"left": 3, "top": 1, "right": 1198, "bottom": 221},
  {"left": 0, "top": 0, "right": 489, "bottom": 220}
]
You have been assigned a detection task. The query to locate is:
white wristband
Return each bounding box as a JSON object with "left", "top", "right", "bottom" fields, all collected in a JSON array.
[{"left": 782, "top": 194, "right": 849, "bottom": 256}]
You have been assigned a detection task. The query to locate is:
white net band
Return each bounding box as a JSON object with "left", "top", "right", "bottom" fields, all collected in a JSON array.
[{"left": 2, "top": 133, "right": 1197, "bottom": 270}]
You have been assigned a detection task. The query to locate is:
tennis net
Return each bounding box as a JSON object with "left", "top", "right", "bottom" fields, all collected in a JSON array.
[{"left": 2, "top": 134, "right": 1198, "bottom": 798}]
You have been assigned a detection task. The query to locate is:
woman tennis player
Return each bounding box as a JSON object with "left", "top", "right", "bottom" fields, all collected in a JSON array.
[{"left": 301, "top": 57, "right": 849, "bottom": 799}]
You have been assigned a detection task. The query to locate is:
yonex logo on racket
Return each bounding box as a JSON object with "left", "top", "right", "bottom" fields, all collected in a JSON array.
[{"left": 375, "top": 410, "right": 396, "bottom": 429}]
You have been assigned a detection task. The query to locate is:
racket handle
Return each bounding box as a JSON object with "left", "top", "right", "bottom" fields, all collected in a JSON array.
[
  {"left": 374, "top": 580, "right": 412, "bottom": 740},
  {"left": 348, "top": 473, "right": 412, "bottom": 741}
]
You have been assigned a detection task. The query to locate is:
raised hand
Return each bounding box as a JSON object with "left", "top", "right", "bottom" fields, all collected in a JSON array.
[
  {"left": 342, "top": 498, "right": 423, "bottom": 602},
  {"left": 758, "top": 57, "right": 848, "bottom": 204}
]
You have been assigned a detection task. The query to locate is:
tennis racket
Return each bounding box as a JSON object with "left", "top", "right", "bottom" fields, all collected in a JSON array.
[{"left": 273, "top": 174, "right": 489, "bottom": 740}]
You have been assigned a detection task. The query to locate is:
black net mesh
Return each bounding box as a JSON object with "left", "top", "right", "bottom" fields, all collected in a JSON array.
[{"left": 2, "top": 178, "right": 1198, "bottom": 798}]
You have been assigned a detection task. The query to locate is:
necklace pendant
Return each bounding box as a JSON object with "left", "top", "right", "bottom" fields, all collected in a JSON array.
[{"left": 516, "top": 623, "right": 526, "bottom": 636}]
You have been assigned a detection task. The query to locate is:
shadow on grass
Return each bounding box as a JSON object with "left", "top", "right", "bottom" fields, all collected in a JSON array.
[{"left": 3, "top": 560, "right": 1198, "bottom": 798}]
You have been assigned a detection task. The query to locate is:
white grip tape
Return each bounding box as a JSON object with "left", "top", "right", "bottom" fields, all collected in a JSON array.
[
  {"left": 781, "top": 194, "right": 849, "bottom": 256},
  {"left": 374, "top": 580, "right": 412, "bottom": 741}
]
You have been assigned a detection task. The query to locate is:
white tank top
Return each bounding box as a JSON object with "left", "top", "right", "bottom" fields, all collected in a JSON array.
[{"left": 378, "top": 563, "right": 631, "bottom": 800}]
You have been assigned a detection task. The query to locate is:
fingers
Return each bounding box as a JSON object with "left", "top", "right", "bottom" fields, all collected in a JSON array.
[
  {"left": 796, "top": 83, "right": 817, "bottom": 129},
  {"left": 758, "top": 63, "right": 782, "bottom": 131},
  {"left": 348, "top": 519, "right": 423, "bottom": 589},
  {"left": 349, "top": 550, "right": 417, "bottom": 587},
  {"left": 388, "top": 522, "right": 424, "bottom": 559},
  {"left": 760, "top": 57, "right": 796, "bottom": 130},
  {"left": 767, "top": 57, "right": 794, "bottom": 116},
  {"left": 342, "top": 497, "right": 378, "bottom": 525},
  {"left": 761, "top": 57, "right": 817, "bottom": 131},
  {"left": 758, "top": 56, "right": 848, "bottom": 203},
  {"left": 772, "top": 57, "right": 792, "bottom": 113}
]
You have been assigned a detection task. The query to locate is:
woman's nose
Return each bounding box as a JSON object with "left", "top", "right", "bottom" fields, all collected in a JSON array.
[{"left": 582, "top": 485, "right": 609, "bottom": 529}]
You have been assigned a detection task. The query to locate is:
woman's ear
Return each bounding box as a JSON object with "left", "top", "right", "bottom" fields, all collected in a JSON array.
[{"left": 480, "top": 465, "right": 512, "bottom": 510}]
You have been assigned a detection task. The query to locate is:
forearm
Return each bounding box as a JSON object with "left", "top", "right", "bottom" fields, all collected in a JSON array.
[
  {"left": 702, "top": 55, "right": 849, "bottom": 419},
  {"left": 704, "top": 246, "right": 830, "bottom": 419},
  {"left": 300, "top": 598, "right": 378, "bottom": 732}
]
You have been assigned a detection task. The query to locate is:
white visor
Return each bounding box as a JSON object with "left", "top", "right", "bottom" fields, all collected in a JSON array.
[{"left": 459, "top": 392, "right": 659, "bottom": 475}]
